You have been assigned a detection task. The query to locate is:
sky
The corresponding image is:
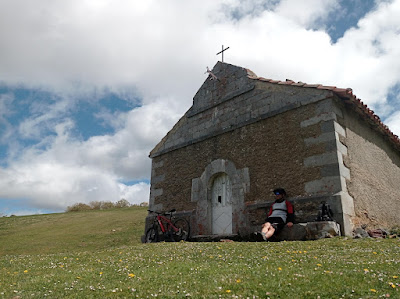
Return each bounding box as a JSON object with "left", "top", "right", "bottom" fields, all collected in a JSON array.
[{"left": 1, "top": 0, "right": 400, "bottom": 216}]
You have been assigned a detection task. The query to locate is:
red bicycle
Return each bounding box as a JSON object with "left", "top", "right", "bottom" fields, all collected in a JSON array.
[{"left": 145, "top": 209, "right": 190, "bottom": 243}]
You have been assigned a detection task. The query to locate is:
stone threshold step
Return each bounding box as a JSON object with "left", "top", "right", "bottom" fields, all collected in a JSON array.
[{"left": 190, "top": 234, "right": 240, "bottom": 242}]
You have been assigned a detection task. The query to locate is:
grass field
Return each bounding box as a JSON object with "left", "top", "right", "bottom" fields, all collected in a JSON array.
[
  {"left": 0, "top": 207, "right": 147, "bottom": 256},
  {"left": 0, "top": 208, "right": 399, "bottom": 298}
]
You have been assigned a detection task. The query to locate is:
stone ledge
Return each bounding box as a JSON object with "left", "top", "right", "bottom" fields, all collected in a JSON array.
[
  {"left": 274, "top": 221, "right": 341, "bottom": 241},
  {"left": 190, "top": 234, "right": 240, "bottom": 242},
  {"left": 185, "top": 222, "right": 341, "bottom": 242}
]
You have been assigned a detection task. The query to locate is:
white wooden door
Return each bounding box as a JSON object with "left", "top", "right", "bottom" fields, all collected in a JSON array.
[{"left": 211, "top": 173, "right": 232, "bottom": 234}]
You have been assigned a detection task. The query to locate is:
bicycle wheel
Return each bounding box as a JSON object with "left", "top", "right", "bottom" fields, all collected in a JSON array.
[
  {"left": 172, "top": 218, "right": 190, "bottom": 241},
  {"left": 145, "top": 226, "right": 159, "bottom": 243}
]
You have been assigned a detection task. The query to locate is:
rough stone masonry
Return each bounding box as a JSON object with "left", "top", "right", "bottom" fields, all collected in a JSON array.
[{"left": 145, "top": 62, "right": 400, "bottom": 240}]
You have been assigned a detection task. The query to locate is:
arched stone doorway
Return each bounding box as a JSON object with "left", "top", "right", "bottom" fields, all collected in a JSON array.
[{"left": 191, "top": 159, "right": 250, "bottom": 236}]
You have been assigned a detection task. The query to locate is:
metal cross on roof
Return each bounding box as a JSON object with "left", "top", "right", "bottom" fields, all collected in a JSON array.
[{"left": 216, "top": 45, "right": 230, "bottom": 62}]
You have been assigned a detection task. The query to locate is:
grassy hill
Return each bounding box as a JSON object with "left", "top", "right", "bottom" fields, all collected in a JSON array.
[
  {"left": 0, "top": 208, "right": 399, "bottom": 298},
  {"left": 0, "top": 206, "right": 148, "bottom": 255}
]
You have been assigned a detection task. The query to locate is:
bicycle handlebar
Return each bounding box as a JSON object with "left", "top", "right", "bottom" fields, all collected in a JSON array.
[{"left": 148, "top": 209, "right": 176, "bottom": 216}]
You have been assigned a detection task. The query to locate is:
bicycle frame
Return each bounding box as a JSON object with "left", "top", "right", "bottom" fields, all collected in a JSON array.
[
  {"left": 149, "top": 209, "right": 179, "bottom": 234},
  {"left": 155, "top": 214, "right": 178, "bottom": 233}
]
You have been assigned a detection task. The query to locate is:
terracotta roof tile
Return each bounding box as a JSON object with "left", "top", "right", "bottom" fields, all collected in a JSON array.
[
  {"left": 291, "top": 82, "right": 306, "bottom": 87},
  {"left": 278, "top": 81, "right": 292, "bottom": 85},
  {"left": 303, "top": 84, "right": 322, "bottom": 88},
  {"left": 316, "top": 85, "right": 337, "bottom": 90},
  {"left": 247, "top": 73, "right": 400, "bottom": 151},
  {"left": 258, "top": 77, "right": 272, "bottom": 82}
]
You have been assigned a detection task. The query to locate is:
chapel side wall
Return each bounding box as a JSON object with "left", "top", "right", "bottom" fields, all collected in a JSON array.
[
  {"left": 149, "top": 103, "right": 326, "bottom": 222},
  {"left": 341, "top": 107, "right": 400, "bottom": 228}
]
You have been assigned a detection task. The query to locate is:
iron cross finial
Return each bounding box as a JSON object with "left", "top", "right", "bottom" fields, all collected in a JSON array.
[{"left": 216, "top": 45, "right": 230, "bottom": 62}]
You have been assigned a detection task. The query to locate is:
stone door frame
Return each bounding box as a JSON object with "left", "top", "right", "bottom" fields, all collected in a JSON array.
[{"left": 191, "top": 159, "right": 250, "bottom": 236}]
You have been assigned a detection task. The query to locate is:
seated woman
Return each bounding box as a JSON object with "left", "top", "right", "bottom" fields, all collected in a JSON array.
[{"left": 261, "top": 188, "right": 294, "bottom": 241}]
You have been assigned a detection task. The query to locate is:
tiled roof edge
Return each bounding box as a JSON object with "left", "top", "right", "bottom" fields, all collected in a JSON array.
[{"left": 248, "top": 74, "right": 400, "bottom": 150}]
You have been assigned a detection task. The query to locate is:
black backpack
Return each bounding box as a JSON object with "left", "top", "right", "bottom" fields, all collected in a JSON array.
[{"left": 316, "top": 202, "right": 333, "bottom": 221}]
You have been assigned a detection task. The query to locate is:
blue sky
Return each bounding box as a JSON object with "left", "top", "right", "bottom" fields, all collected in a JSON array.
[{"left": 1, "top": 0, "right": 400, "bottom": 216}]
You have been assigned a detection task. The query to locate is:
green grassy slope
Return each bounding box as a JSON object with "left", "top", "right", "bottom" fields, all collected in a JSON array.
[
  {"left": 1, "top": 208, "right": 399, "bottom": 298},
  {"left": 0, "top": 207, "right": 147, "bottom": 256},
  {"left": 1, "top": 238, "right": 399, "bottom": 298}
]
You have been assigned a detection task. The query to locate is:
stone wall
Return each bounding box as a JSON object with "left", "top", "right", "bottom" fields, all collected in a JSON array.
[
  {"left": 148, "top": 99, "right": 352, "bottom": 236},
  {"left": 341, "top": 106, "right": 400, "bottom": 228},
  {"left": 150, "top": 103, "right": 322, "bottom": 209},
  {"left": 150, "top": 63, "right": 335, "bottom": 158},
  {"left": 146, "top": 63, "right": 359, "bottom": 238},
  {"left": 300, "top": 98, "right": 355, "bottom": 235}
]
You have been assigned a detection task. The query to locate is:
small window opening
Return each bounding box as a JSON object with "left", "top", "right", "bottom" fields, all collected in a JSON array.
[{"left": 218, "top": 196, "right": 222, "bottom": 203}]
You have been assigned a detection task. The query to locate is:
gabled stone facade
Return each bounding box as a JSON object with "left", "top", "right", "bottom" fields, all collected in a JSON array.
[{"left": 145, "top": 62, "right": 400, "bottom": 239}]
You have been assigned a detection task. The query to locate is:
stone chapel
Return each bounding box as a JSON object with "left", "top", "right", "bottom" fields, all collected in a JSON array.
[{"left": 144, "top": 62, "right": 400, "bottom": 239}]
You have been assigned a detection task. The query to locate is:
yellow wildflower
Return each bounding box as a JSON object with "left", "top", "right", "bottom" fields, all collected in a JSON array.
[
  {"left": 278, "top": 267, "right": 282, "bottom": 271},
  {"left": 23, "top": 270, "right": 28, "bottom": 273},
  {"left": 370, "top": 289, "right": 377, "bottom": 292},
  {"left": 226, "top": 290, "right": 231, "bottom": 293},
  {"left": 128, "top": 273, "right": 135, "bottom": 278}
]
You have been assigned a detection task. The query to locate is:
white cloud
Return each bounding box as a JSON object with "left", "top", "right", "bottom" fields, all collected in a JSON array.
[
  {"left": 0, "top": 93, "right": 15, "bottom": 143},
  {"left": 119, "top": 182, "right": 150, "bottom": 206},
  {"left": 0, "top": 0, "right": 220, "bottom": 101},
  {"left": 0, "top": 93, "right": 14, "bottom": 118},
  {"left": 0, "top": 0, "right": 400, "bottom": 213},
  {"left": 386, "top": 111, "right": 400, "bottom": 138},
  {"left": 18, "top": 98, "right": 72, "bottom": 139},
  {"left": 1, "top": 0, "right": 396, "bottom": 110},
  {"left": 0, "top": 98, "right": 177, "bottom": 211},
  {"left": 0, "top": 160, "right": 150, "bottom": 210},
  {"left": 326, "top": 0, "right": 400, "bottom": 110},
  {"left": 275, "top": 0, "right": 339, "bottom": 27},
  {"left": 217, "top": 0, "right": 400, "bottom": 125}
]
